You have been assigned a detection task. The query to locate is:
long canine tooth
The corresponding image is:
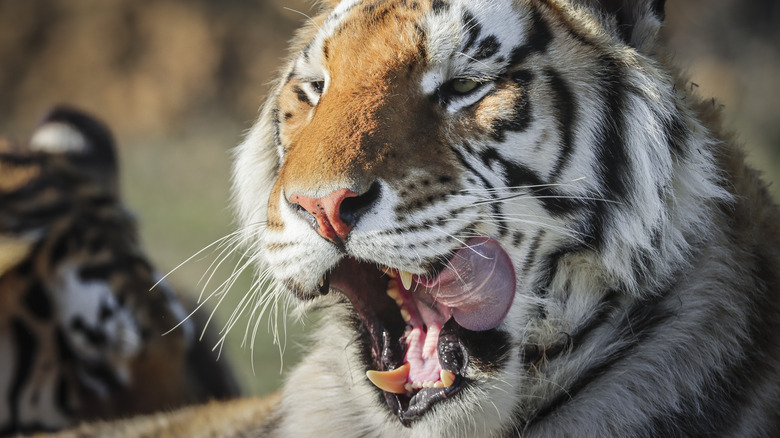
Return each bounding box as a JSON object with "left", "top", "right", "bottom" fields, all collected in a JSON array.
[
  {"left": 399, "top": 271, "right": 413, "bottom": 290},
  {"left": 366, "top": 363, "right": 410, "bottom": 394},
  {"left": 440, "top": 370, "right": 456, "bottom": 387},
  {"left": 318, "top": 276, "right": 325, "bottom": 288},
  {"left": 400, "top": 307, "right": 411, "bottom": 322}
]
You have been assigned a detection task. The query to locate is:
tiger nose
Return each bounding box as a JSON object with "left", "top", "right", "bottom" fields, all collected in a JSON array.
[{"left": 288, "top": 183, "right": 380, "bottom": 244}]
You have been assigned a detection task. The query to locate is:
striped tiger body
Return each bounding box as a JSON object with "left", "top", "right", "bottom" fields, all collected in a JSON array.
[
  {"left": 228, "top": 0, "right": 780, "bottom": 436},
  {"left": 0, "top": 107, "right": 237, "bottom": 435}
]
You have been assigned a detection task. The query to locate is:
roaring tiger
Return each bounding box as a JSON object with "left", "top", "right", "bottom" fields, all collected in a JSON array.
[
  {"left": 0, "top": 107, "right": 237, "bottom": 434},
  {"left": 227, "top": 0, "right": 780, "bottom": 436},
  {"left": 39, "top": 0, "right": 779, "bottom": 437}
]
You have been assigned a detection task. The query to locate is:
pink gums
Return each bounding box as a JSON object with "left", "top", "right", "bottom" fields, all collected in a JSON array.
[
  {"left": 399, "top": 281, "right": 451, "bottom": 383},
  {"left": 399, "top": 237, "right": 516, "bottom": 384}
]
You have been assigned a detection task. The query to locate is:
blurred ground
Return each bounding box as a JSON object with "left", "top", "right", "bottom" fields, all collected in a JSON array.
[{"left": 1, "top": 0, "right": 778, "bottom": 398}]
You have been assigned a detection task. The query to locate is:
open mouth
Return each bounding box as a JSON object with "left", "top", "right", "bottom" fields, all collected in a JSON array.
[{"left": 323, "top": 237, "right": 515, "bottom": 426}]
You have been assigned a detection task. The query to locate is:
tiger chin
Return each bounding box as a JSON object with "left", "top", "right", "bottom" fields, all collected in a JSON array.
[{"left": 227, "top": 0, "right": 780, "bottom": 436}]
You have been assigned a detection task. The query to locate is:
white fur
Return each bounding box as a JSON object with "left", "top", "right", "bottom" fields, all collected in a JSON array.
[{"left": 29, "top": 122, "right": 88, "bottom": 154}]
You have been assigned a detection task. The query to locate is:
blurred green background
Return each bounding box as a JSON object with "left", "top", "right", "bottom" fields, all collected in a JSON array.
[{"left": 0, "top": 0, "right": 778, "bottom": 397}]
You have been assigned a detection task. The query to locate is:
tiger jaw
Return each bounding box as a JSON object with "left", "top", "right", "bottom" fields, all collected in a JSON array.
[{"left": 315, "top": 237, "right": 516, "bottom": 426}]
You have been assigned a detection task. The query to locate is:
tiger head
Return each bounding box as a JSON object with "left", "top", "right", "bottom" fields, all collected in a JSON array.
[{"left": 233, "top": 0, "right": 727, "bottom": 431}]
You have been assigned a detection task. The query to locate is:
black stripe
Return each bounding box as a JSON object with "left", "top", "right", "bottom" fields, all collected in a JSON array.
[
  {"left": 292, "top": 85, "right": 312, "bottom": 106},
  {"left": 490, "top": 69, "right": 534, "bottom": 142},
  {"left": 512, "top": 231, "right": 525, "bottom": 247},
  {"left": 660, "top": 110, "right": 687, "bottom": 158},
  {"left": 23, "top": 281, "right": 52, "bottom": 320},
  {"left": 79, "top": 261, "right": 124, "bottom": 281},
  {"left": 322, "top": 41, "right": 329, "bottom": 60},
  {"left": 479, "top": 146, "right": 586, "bottom": 216},
  {"left": 71, "top": 317, "right": 108, "bottom": 347},
  {"left": 431, "top": 0, "right": 448, "bottom": 13},
  {"left": 531, "top": 246, "right": 571, "bottom": 297},
  {"left": 9, "top": 318, "right": 38, "bottom": 432},
  {"left": 272, "top": 105, "right": 283, "bottom": 148},
  {"left": 580, "top": 57, "right": 631, "bottom": 249},
  {"left": 509, "top": 7, "right": 552, "bottom": 66},
  {"left": 49, "top": 233, "right": 72, "bottom": 266},
  {"left": 451, "top": 144, "right": 508, "bottom": 238},
  {"left": 480, "top": 146, "right": 542, "bottom": 189},
  {"left": 285, "top": 70, "right": 296, "bottom": 85},
  {"left": 461, "top": 11, "right": 481, "bottom": 52},
  {"left": 474, "top": 35, "right": 501, "bottom": 60},
  {"left": 522, "top": 230, "right": 545, "bottom": 277},
  {"left": 652, "top": 0, "right": 666, "bottom": 21},
  {"left": 56, "top": 375, "right": 74, "bottom": 416},
  {"left": 567, "top": 289, "right": 620, "bottom": 347},
  {"left": 545, "top": 68, "right": 577, "bottom": 181},
  {"left": 301, "top": 41, "right": 312, "bottom": 60},
  {"left": 595, "top": 59, "right": 631, "bottom": 201}
]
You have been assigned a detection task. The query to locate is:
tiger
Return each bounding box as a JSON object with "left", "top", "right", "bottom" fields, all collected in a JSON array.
[
  {"left": 36, "top": 0, "right": 780, "bottom": 437},
  {"left": 226, "top": 0, "right": 780, "bottom": 436},
  {"left": 0, "top": 106, "right": 238, "bottom": 435}
]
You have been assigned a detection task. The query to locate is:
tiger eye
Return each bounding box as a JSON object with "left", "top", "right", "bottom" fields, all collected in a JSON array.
[{"left": 452, "top": 78, "right": 479, "bottom": 94}]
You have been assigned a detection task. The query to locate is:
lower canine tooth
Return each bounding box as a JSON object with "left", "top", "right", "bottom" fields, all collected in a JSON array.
[
  {"left": 440, "top": 370, "right": 456, "bottom": 387},
  {"left": 399, "top": 271, "right": 413, "bottom": 290},
  {"left": 400, "top": 307, "right": 411, "bottom": 322},
  {"left": 366, "top": 363, "right": 410, "bottom": 394}
]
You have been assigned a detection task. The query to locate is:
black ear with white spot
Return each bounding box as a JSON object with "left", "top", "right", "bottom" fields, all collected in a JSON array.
[
  {"left": 583, "top": 0, "right": 666, "bottom": 53},
  {"left": 30, "top": 105, "right": 119, "bottom": 185}
]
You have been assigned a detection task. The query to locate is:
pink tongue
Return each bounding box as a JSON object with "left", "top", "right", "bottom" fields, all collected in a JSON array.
[{"left": 424, "top": 238, "right": 515, "bottom": 331}]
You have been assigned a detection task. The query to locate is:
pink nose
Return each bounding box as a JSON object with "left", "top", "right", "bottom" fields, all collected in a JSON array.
[{"left": 288, "top": 188, "right": 358, "bottom": 244}]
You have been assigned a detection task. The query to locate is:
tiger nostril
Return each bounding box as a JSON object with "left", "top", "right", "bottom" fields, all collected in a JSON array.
[
  {"left": 339, "top": 181, "right": 381, "bottom": 227},
  {"left": 288, "top": 183, "right": 379, "bottom": 245},
  {"left": 287, "top": 183, "right": 381, "bottom": 244}
]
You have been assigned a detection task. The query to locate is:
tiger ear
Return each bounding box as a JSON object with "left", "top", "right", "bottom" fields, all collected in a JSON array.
[
  {"left": 30, "top": 105, "right": 119, "bottom": 190},
  {"left": 585, "top": 0, "right": 665, "bottom": 53}
]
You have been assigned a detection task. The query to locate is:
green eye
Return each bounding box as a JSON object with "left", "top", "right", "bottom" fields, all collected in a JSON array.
[{"left": 451, "top": 78, "right": 479, "bottom": 94}]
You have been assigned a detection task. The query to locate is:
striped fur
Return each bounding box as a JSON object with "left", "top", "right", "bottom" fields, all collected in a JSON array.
[
  {"left": 231, "top": 0, "right": 780, "bottom": 436},
  {"left": 0, "top": 107, "right": 237, "bottom": 434}
]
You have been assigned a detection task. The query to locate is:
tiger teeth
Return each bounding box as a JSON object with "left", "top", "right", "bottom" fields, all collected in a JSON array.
[
  {"left": 318, "top": 276, "right": 325, "bottom": 288},
  {"left": 405, "top": 379, "right": 447, "bottom": 390},
  {"left": 400, "top": 307, "right": 411, "bottom": 322},
  {"left": 386, "top": 283, "right": 403, "bottom": 305},
  {"left": 440, "top": 370, "right": 456, "bottom": 387},
  {"left": 366, "top": 363, "right": 410, "bottom": 394},
  {"left": 399, "top": 271, "right": 413, "bottom": 290}
]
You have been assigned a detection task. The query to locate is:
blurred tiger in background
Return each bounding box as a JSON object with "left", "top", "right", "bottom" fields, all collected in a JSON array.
[{"left": 0, "top": 106, "right": 237, "bottom": 435}]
